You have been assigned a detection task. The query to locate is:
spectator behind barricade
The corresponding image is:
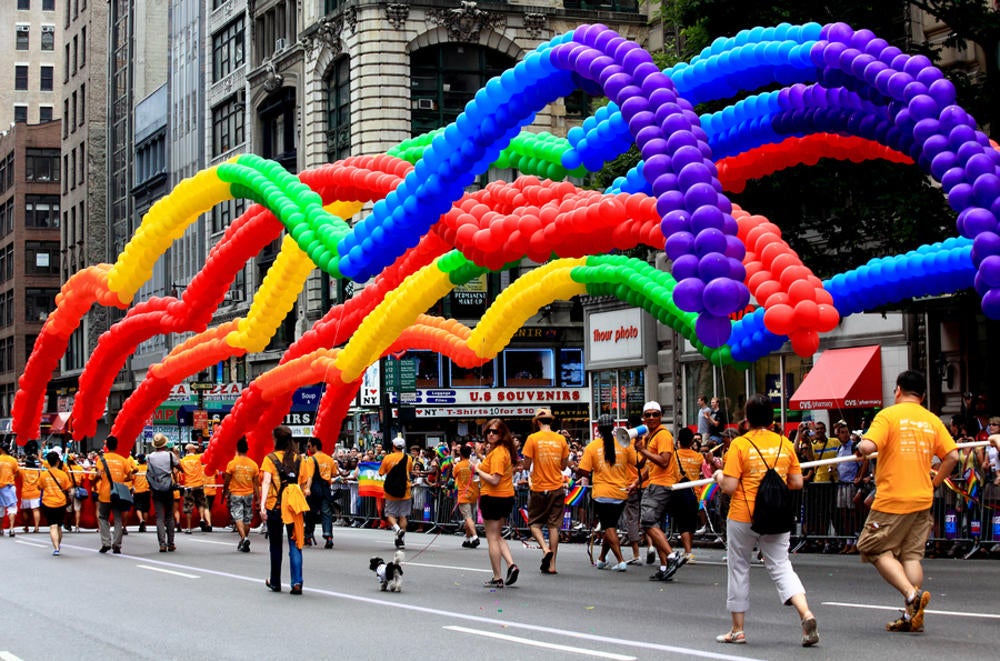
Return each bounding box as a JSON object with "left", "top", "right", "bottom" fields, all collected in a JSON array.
[
  {"left": 832, "top": 421, "right": 866, "bottom": 554},
  {"left": 714, "top": 393, "right": 818, "bottom": 647},
  {"left": 19, "top": 455, "right": 42, "bottom": 534}
]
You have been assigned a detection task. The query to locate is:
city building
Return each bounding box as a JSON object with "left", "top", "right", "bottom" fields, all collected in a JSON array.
[
  {"left": 0, "top": 120, "right": 63, "bottom": 442},
  {"left": 1, "top": 0, "right": 62, "bottom": 128}
]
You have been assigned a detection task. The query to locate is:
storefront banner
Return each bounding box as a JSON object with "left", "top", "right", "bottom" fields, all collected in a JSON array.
[
  {"left": 393, "top": 405, "right": 563, "bottom": 418},
  {"left": 388, "top": 387, "right": 589, "bottom": 406},
  {"left": 586, "top": 308, "right": 653, "bottom": 368},
  {"left": 360, "top": 362, "right": 380, "bottom": 406}
]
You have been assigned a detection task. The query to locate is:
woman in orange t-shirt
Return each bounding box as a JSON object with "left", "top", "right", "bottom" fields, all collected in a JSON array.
[
  {"left": 20, "top": 456, "right": 42, "bottom": 533},
  {"left": 473, "top": 418, "right": 519, "bottom": 589},
  {"left": 714, "top": 394, "right": 816, "bottom": 647},
  {"left": 37, "top": 452, "right": 72, "bottom": 555}
]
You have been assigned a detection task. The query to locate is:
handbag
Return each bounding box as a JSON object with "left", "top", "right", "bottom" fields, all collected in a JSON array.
[
  {"left": 100, "top": 456, "right": 134, "bottom": 510},
  {"left": 68, "top": 467, "right": 88, "bottom": 500}
]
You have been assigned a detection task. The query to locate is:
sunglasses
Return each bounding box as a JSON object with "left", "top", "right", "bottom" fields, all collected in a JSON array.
[
  {"left": 643, "top": 412, "right": 661, "bottom": 418},
  {"left": 485, "top": 429, "right": 501, "bottom": 435}
]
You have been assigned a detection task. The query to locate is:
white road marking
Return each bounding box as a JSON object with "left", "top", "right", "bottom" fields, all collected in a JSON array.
[
  {"left": 14, "top": 540, "right": 47, "bottom": 548},
  {"left": 444, "top": 625, "right": 637, "bottom": 660},
  {"left": 178, "top": 537, "right": 235, "bottom": 546},
  {"left": 823, "top": 601, "right": 1000, "bottom": 620},
  {"left": 1, "top": 651, "right": 26, "bottom": 661},
  {"left": 406, "top": 561, "right": 492, "bottom": 573},
  {"left": 136, "top": 564, "right": 200, "bottom": 579}
]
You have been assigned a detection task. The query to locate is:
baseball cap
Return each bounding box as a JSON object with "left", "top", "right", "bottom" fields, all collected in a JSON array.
[
  {"left": 392, "top": 434, "right": 405, "bottom": 449},
  {"left": 642, "top": 401, "right": 662, "bottom": 413}
]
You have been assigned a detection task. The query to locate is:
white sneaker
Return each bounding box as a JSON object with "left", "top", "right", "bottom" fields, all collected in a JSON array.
[
  {"left": 685, "top": 552, "right": 696, "bottom": 564},
  {"left": 694, "top": 526, "right": 707, "bottom": 536},
  {"left": 612, "top": 561, "right": 628, "bottom": 572},
  {"left": 595, "top": 559, "right": 610, "bottom": 570}
]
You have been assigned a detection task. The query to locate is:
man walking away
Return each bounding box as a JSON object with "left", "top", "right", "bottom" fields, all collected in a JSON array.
[
  {"left": 94, "top": 436, "right": 135, "bottom": 554},
  {"left": 147, "top": 433, "right": 180, "bottom": 553},
  {"left": 855, "top": 370, "right": 958, "bottom": 633},
  {"left": 224, "top": 437, "right": 260, "bottom": 552},
  {"left": 522, "top": 408, "right": 569, "bottom": 575}
]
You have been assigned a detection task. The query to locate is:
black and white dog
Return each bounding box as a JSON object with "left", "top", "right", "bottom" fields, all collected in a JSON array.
[{"left": 369, "top": 550, "right": 404, "bottom": 592}]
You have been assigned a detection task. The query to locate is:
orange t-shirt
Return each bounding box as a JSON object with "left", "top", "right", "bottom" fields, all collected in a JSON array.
[
  {"left": 378, "top": 452, "right": 413, "bottom": 501},
  {"left": 578, "top": 439, "right": 637, "bottom": 500},
  {"left": 20, "top": 468, "right": 42, "bottom": 499},
  {"left": 0, "top": 455, "right": 18, "bottom": 486},
  {"left": 453, "top": 458, "right": 479, "bottom": 504},
  {"left": 38, "top": 467, "right": 72, "bottom": 508},
  {"left": 95, "top": 452, "right": 135, "bottom": 503},
  {"left": 261, "top": 452, "right": 309, "bottom": 511},
  {"left": 865, "top": 401, "right": 958, "bottom": 514},
  {"left": 645, "top": 427, "right": 680, "bottom": 487},
  {"left": 676, "top": 448, "right": 703, "bottom": 482},
  {"left": 203, "top": 466, "right": 218, "bottom": 496},
  {"left": 479, "top": 447, "right": 514, "bottom": 497},
  {"left": 522, "top": 430, "right": 569, "bottom": 491},
  {"left": 225, "top": 455, "right": 259, "bottom": 497},
  {"left": 723, "top": 429, "right": 800, "bottom": 524},
  {"left": 310, "top": 452, "right": 337, "bottom": 484},
  {"left": 179, "top": 454, "right": 205, "bottom": 488},
  {"left": 132, "top": 466, "right": 150, "bottom": 493}
]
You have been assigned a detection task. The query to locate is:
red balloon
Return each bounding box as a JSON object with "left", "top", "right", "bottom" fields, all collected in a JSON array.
[
  {"left": 788, "top": 280, "right": 815, "bottom": 304},
  {"left": 764, "top": 303, "right": 796, "bottom": 335},
  {"left": 790, "top": 331, "right": 820, "bottom": 357},
  {"left": 794, "top": 299, "right": 820, "bottom": 327},
  {"left": 759, "top": 240, "right": 786, "bottom": 267},
  {"left": 779, "top": 264, "right": 810, "bottom": 288},
  {"left": 816, "top": 303, "right": 840, "bottom": 332},
  {"left": 754, "top": 280, "right": 781, "bottom": 305},
  {"left": 747, "top": 270, "right": 772, "bottom": 292},
  {"left": 770, "top": 253, "right": 798, "bottom": 275}
]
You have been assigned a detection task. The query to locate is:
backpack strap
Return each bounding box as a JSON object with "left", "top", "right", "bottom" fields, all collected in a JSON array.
[
  {"left": 737, "top": 431, "right": 783, "bottom": 519},
  {"left": 45, "top": 468, "right": 68, "bottom": 507}
]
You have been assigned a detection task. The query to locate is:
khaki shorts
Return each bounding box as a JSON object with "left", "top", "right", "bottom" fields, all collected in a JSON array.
[
  {"left": 458, "top": 501, "right": 477, "bottom": 521},
  {"left": 857, "top": 509, "right": 932, "bottom": 564},
  {"left": 528, "top": 488, "right": 565, "bottom": 528}
]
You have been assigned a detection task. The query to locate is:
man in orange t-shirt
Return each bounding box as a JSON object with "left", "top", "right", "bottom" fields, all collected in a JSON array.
[
  {"left": 453, "top": 444, "right": 480, "bottom": 548},
  {"left": 378, "top": 435, "right": 413, "bottom": 549},
  {"left": 132, "top": 455, "right": 150, "bottom": 533},
  {"left": 94, "top": 436, "right": 135, "bottom": 554},
  {"left": 521, "top": 408, "right": 569, "bottom": 574},
  {"left": 0, "top": 444, "right": 21, "bottom": 536},
  {"left": 856, "top": 369, "right": 958, "bottom": 633},
  {"left": 179, "top": 444, "right": 209, "bottom": 533},
  {"left": 223, "top": 437, "right": 260, "bottom": 552}
]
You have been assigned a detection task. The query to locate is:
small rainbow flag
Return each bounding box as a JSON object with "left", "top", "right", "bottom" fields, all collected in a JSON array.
[
  {"left": 699, "top": 483, "right": 718, "bottom": 508},
  {"left": 565, "top": 484, "right": 589, "bottom": 506},
  {"left": 358, "top": 461, "right": 384, "bottom": 498},
  {"left": 965, "top": 468, "right": 980, "bottom": 499}
]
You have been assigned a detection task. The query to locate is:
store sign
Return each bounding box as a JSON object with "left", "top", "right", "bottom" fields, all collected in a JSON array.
[
  {"left": 392, "top": 406, "right": 551, "bottom": 419},
  {"left": 587, "top": 308, "right": 646, "bottom": 365},
  {"left": 388, "top": 387, "right": 589, "bottom": 406},
  {"left": 360, "top": 362, "right": 380, "bottom": 406}
]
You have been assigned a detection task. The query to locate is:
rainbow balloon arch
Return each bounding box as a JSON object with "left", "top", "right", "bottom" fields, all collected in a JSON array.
[{"left": 12, "top": 22, "right": 997, "bottom": 468}]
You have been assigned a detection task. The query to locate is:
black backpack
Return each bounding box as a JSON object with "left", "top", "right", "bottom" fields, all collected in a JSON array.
[
  {"left": 382, "top": 454, "right": 409, "bottom": 499},
  {"left": 268, "top": 453, "right": 301, "bottom": 508},
  {"left": 309, "top": 456, "right": 330, "bottom": 504},
  {"left": 741, "top": 435, "right": 795, "bottom": 535}
]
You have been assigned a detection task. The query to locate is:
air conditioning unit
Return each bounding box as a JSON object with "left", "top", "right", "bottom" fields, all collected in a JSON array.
[
  {"left": 224, "top": 289, "right": 245, "bottom": 302},
  {"left": 17, "top": 25, "right": 30, "bottom": 33},
  {"left": 274, "top": 37, "right": 287, "bottom": 52},
  {"left": 42, "top": 25, "right": 55, "bottom": 33},
  {"left": 416, "top": 98, "right": 435, "bottom": 110}
]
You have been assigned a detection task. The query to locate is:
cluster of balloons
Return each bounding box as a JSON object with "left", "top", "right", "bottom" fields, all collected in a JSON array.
[{"left": 11, "top": 22, "right": 1000, "bottom": 467}]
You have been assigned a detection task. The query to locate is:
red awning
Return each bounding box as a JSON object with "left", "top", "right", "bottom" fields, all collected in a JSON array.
[
  {"left": 49, "top": 412, "right": 72, "bottom": 432},
  {"left": 789, "top": 346, "right": 883, "bottom": 411}
]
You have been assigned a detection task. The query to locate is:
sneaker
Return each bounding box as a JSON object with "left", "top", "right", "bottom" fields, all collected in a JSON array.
[
  {"left": 99, "top": 545, "right": 111, "bottom": 553},
  {"left": 483, "top": 578, "right": 504, "bottom": 589},
  {"left": 716, "top": 630, "right": 746, "bottom": 644},
  {"left": 595, "top": 559, "right": 610, "bottom": 570},
  {"left": 505, "top": 564, "right": 519, "bottom": 586},
  {"left": 627, "top": 557, "right": 642, "bottom": 566},
  {"left": 646, "top": 548, "right": 656, "bottom": 564},
  {"left": 52, "top": 549, "right": 60, "bottom": 556},
  {"left": 461, "top": 540, "right": 473, "bottom": 548},
  {"left": 470, "top": 537, "right": 480, "bottom": 548},
  {"left": 394, "top": 535, "right": 405, "bottom": 549},
  {"left": 612, "top": 561, "right": 628, "bottom": 572},
  {"left": 886, "top": 615, "right": 913, "bottom": 632},
  {"left": 8, "top": 530, "right": 14, "bottom": 537},
  {"left": 160, "top": 545, "right": 167, "bottom": 553},
  {"left": 138, "top": 523, "right": 147, "bottom": 533},
  {"left": 905, "top": 590, "right": 930, "bottom": 631},
  {"left": 694, "top": 526, "right": 707, "bottom": 536},
  {"left": 801, "top": 616, "right": 819, "bottom": 647},
  {"left": 685, "top": 552, "right": 696, "bottom": 564},
  {"left": 167, "top": 544, "right": 176, "bottom": 552},
  {"left": 324, "top": 538, "right": 334, "bottom": 549},
  {"left": 662, "top": 551, "right": 687, "bottom": 580},
  {"left": 242, "top": 539, "right": 251, "bottom": 553},
  {"left": 290, "top": 583, "right": 302, "bottom": 595},
  {"left": 649, "top": 568, "right": 673, "bottom": 581},
  {"left": 184, "top": 529, "right": 193, "bottom": 535},
  {"left": 112, "top": 546, "right": 121, "bottom": 554}
]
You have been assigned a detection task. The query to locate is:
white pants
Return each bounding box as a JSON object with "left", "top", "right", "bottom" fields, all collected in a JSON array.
[{"left": 726, "top": 519, "right": 805, "bottom": 613}]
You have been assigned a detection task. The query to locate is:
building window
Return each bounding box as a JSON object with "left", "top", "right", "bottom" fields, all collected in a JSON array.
[
  {"left": 3, "top": 245, "right": 12, "bottom": 281},
  {"left": 210, "top": 198, "right": 245, "bottom": 235},
  {"left": 211, "top": 93, "right": 245, "bottom": 156},
  {"left": 16, "top": 26, "right": 29, "bottom": 51},
  {"left": 25, "top": 148, "right": 61, "bottom": 182},
  {"left": 25, "top": 195, "right": 61, "bottom": 228},
  {"left": 80, "top": 26, "right": 86, "bottom": 66},
  {"left": 559, "top": 348, "right": 585, "bottom": 386},
  {"left": 0, "top": 156, "right": 11, "bottom": 195},
  {"left": 18, "top": 0, "right": 30, "bottom": 11},
  {"left": 25, "top": 288, "right": 60, "bottom": 323},
  {"left": 135, "top": 133, "right": 165, "bottom": 185},
  {"left": 15, "top": 65, "right": 29, "bottom": 91},
  {"left": 40, "top": 65, "right": 54, "bottom": 91},
  {"left": 39, "top": 106, "right": 53, "bottom": 122},
  {"left": 79, "top": 83, "right": 85, "bottom": 125},
  {"left": 503, "top": 348, "right": 555, "bottom": 387},
  {"left": 259, "top": 88, "right": 296, "bottom": 170},
  {"left": 325, "top": 56, "right": 351, "bottom": 162},
  {"left": 43, "top": 0, "right": 55, "bottom": 10},
  {"left": 25, "top": 241, "right": 60, "bottom": 275},
  {"left": 212, "top": 18, "right": 245, "bottom": 82},
  {"left": 14, "top": 106, "right": 28, "bottom": 123},
  {"left": 41, "top": 25, "right": 55, "bottom": 51},
  {"left": 410, "top": 44, "right": 517, "bottom": 136},
  {"left": 450, "top": 359, "right": 496, "bottom": 388}
]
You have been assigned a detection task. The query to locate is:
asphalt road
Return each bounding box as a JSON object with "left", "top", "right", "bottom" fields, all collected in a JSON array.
[{"left": 2, "top": 525, "right": 998, "bottom": 660}]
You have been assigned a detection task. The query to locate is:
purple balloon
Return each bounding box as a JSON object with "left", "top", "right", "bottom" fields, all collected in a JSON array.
[
  {"left": 664, "top": 231, "right": 695, "bottom": 261},
  {"left": 593, "top": 27, "right": 617, "bottom": 50},
  {"left": 930, "top": 150, "right": 959, "bottom": 180},
  {"left": 966, "top": 153, "right": 996, "bottom": 181},
  {"left": 850, "top": 28, "right": 877, "bottom": 49},
  {"left": 697, "top": 252, "right": 731, "bottom": 281},
  {"left": 974, "top": 173, "right": 1000, "bottom": 207},
  {"left": 648, "top": 87, "right": 678, "bottom": 108},
  {"left": 677, "top": 162, "right": 713, "bottom": 189},
  {"left": 887, "top": 72, "right": 912, "bottom": 99},
  {"left": 904, "top": 55, "right": 933, "bottom": 77},
  {"left": 864, "top": 38, "right": 889, "bottom": 57},
  {"left": 614, "top": 40, "right": 641, "bottom": 61},
  {"left": 671, "top": 145, "right": 704, "bottom": 171},
  {"left": 948, "top": 182, "right": 974, "bottom": 212},
  {"left": 909, "top": 95, "right": 939, "bottom": 121},
  {"left": 673, "top": 277, "right": 706, "bottom": 313},
  {"left": 725, "top": 234, "right": 746, "bottom": 260},
  {"left": 634, "top": 125, "right": 662, "bottom": 145},
  {"left": 878, "top": 46, "right": 903, "bottom": 65},
  {"left": 957, "top": 141, "right": 984, "bottom": 165},
  {"left": 660, "top": 209, "right": 691, "bottom": 236},
  {"left": 973, "top": 231, "right": 1000, "bottom": 260},
  {"left": 862, "top": 59, "right": 887, "bottom": 84},
  {"left": 949, "top": 125, "right": 977, "bottom": 149},
  {"left": 913, "top": 118, "right": 941, "bottom": 143},
  {"left": 656, "top": 190, "right": 685, "bottom": 216},
  {"left": 960, "top": 207, "right": 998, "bottom": 237},
  {"left": 703, "top": 278, "right": 742, "bottom": 316},
  {"left": 690, "top": 205, "right": 726, "bottom": 233},
  {"left": 661, "top": 114, "right": 692, "bottom": 136},
  {"left": 672, "top": 256, "right": 702, "bottom": 282},
  {"left": 683, "top": 182, "right": 718, "bottom": 210},
  {"left": 634, "top": 62, "right": 661, "bottom": 80},
  {"left": 874, "top": 68, "right": 895, "bottom": 94},
  {"left": 850, "top": 53, "right": 876, "bottom": 78},
  {"left": 938, "top": 105, "right": 967, "bottom": 132},
  {"left": 728, "top": 257, "right": 748, "bottom": 281},
  {"left": 603, "top": 72, "right": 633, "bottom": 99},
  {"left": 652, "top": 173, "right": 680, "bottom": 197},
  {"left": 889, "top": 53, "right": 909, "bottom": 71},
  {"left": 695, "top": 314, "right": 732, "bottom": 348},
  {"left": 620, "top": 96, "right": 648, "bottom": 120},
  {"left": 644, "top": 154, "right": 672, "bottom": 180},
  {"left": 693, "top": 228, "right": 728, "bottom": 256},
  {"left": 627, "top": 111, "right": 657, "bottom": 135},
  {"left": 941, "top": 166, "right": 967, "bottom": 191},
  {"left": 665, "top": 130, "right": 698, "bottom": 152},
  {"left": 621, "top": 47, "right": 652, "bottom": 72},
  {"left": 982, "top": 288, "right": 1000, "bottom": 320},
  {"left": 716, "top": 194, "right": 732, "bottom": 215},
  {"left": 640, "top": 137, "right": 669, "bottom": 160}
]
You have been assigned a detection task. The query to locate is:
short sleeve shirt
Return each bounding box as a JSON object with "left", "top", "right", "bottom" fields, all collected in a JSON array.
[
  {"left": 453, "top": 459, "right": 480, "bottom": 504},
  {"left": 723, "top": 430, "right": 801, "bottom": 524},
  {"left": 95, "top": 453, "right": 134, "bottom": 503},
  {"left": 38, "top": 468, "right": 71, "bottom": 508},
  {"left": 479, "top": 447, "right": 514, "bottom": 497},
  {"left": 261, "top": 452, "right": 308, "bottom": 511},
  {"left": 179, "top": 454, "right": 205, "bottom": 488},
  {"left": 645, "top": 427, "right": 680, "bottom": 487},
  {"left": 225, "top": 455, "right": 260, "bottom": 497},
  {"left": 378, "top": 452, "right": 413, "bottom": 501},
  {"left": 865, "top": 401, "right": 957, "bottom": 514},
  {"left": 522, "top": 430, "right": 569, "bottom": 492},
  {"left": 578, "top": 440, "right": 637, "bottom": 500},
  {"left": 676, "top": 448, "right": 703, "bottom": 482},
  {"left": 0, "top": 455, "right": 18, "bottom": 486}
]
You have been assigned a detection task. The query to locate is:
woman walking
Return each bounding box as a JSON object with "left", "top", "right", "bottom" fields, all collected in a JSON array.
[
  {"left": 474, "top": 418, "right": 519, "bottom": 588},
  {"left": 37, "top": 452, "right": 72, "bottom": 555},
  {"left": 714, "top": 393, "right": 818, "bottom": 647},
  {"left": 260, "top": 426, "right": 310, "bottom": 595}
]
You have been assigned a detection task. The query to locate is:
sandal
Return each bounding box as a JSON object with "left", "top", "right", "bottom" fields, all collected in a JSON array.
[
  {"left": 716, "top": 630, "right": 746, "bottom": 644},
  {"left": 483, "top": 577, "right": 504, "bottom": 589},
  {"left": 540, "top": 550, "right": 553, "bottom": 573}
]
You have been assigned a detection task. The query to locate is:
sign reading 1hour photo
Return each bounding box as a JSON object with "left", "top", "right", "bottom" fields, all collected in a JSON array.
[{"left": 588, "top": 308, "right": 645, "bottom": 364}]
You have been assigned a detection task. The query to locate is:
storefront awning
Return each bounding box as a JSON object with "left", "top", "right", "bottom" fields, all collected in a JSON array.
[
  {"left": 49, "top": 412, "right": 72, "bottom": 432},
  {"left": 789, "top": 346, "right": 883, "bottom": 411}
]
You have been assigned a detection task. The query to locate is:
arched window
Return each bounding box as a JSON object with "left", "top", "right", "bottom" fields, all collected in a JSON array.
[
  {"left": 410, "top": 43, "right": 516, "bottom": 136},
  {"left": 325, "top": 56, "right": 351, "bottom": 162}
]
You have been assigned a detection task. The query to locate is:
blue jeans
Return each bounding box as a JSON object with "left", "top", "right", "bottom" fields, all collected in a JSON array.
[{"left": 266, "top": 509, "right": 302, "bottom": 587}]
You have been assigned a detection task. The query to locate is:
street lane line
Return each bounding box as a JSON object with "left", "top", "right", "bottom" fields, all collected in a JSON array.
[
  {"left": 136, "top": 564, "right": 200, "bottom": 579},
  {"left": 406, "top": 561, "right": 492, "bottom": 573},
  {"left": 822, "top": 601, "right": 1000, "bottom": 620},
  {"left": 444, "top": 625, "right": 636, "bottom": 660},
  {"left": 178, "top": 537, "right": 235, "bottom": 546},
  {"left": 0, "top": 652, "right": 25, "bottom": 661},
  {"left": 14, "top": 540, "right": 47, "bottom": 548}
]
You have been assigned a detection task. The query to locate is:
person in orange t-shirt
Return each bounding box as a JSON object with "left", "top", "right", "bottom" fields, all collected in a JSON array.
[
  {"left": 0, "top": 443, "right": 18, "bottom": 536},
  {"left": 379, "top": 435, "right": 414, "bottom": 549},
  {"left": 38, "top": 451, "right": 72, "bottom": 555},
  {"left": 673, "top": 428, "right": 704, "bottom": 562},
  {"left": 521, "top": 407, "right": 569, "bottom": 575},
  {"left": 93, "top": 436, "right": 135, "bottom": 554},
  {"left": 19, "top": 455, "right": 42, "bottom": 533},
  {"left": 856, "top": 369, "right": 958, "bottom": 633},
  {"left": 474, "top": 418, "right": 519, "bottom": 589},
  {"left": 634, "top": 401, "right": 685, "bottom": 582},
  {"left": 132, "top": 455, "right": 151, "bottom": 533},
  {"left": 716, "top": 393, "right": 815, "bottom": 646},
  {"left": 179, "top": 444, "right": 209, "bottom": 533},
  {"left": 453, "top": 444, "right": 480, "bottom": 549},
  {"left": 223, "top": 437, "right": 260, "bottom": 553},
  {"left": 259, "top": 426, "right": 309, "bottom": 594}
]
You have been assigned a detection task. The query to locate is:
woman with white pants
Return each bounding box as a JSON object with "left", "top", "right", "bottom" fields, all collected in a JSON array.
[{"left": 714, "top": 393, "right": 818, "bottom": 647}]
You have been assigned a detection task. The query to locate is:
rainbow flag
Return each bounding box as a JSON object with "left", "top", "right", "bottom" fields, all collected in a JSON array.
[
  {"left": 358, "top": 461, "right": 384, "bottom": 498},
  {"left": 965, "top": 468, "right": 980, "bottom": 499},
  {"left": 565, "top": 484, "right": 589, "bottom": 506},
  {"left": 699, "top": 483, "right": 718, "bottom": 509}
]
